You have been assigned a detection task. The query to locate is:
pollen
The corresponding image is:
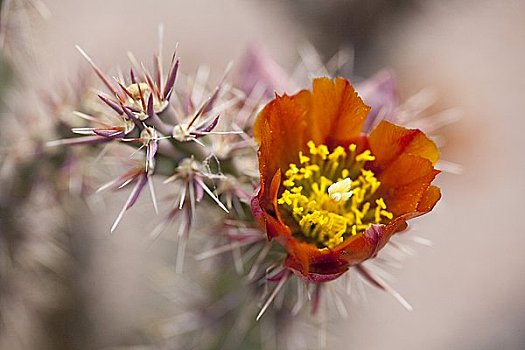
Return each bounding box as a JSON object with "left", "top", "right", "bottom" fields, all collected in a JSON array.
[
  {"left": 277, "top": 141, "right": 393, "bottom": 249},
  {"left": 328, "top": 178, "right": 353, "bottom": 202}
]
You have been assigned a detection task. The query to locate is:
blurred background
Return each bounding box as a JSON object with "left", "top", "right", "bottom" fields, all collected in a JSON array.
[{"left": 1, "top": 0, "right": 524, "bottom": 349}]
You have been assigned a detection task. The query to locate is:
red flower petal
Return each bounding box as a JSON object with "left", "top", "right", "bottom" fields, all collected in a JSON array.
[{"left": 283, "top": 225, "right": 386, "bottom": 282}]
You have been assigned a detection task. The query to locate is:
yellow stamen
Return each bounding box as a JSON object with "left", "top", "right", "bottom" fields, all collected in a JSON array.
[
  {"left": 299, "top": 151, "right": 310, "bottom": 164},
  {"left": 355, "top": 150, "right": 375, "bottom": 162},
  {"left": 278, "top": 141, "right": 393, "bottom": 249}
]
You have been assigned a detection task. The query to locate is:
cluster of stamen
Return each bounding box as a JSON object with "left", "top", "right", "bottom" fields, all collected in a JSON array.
[{"left": 277, "top": 141, "right": 393, "bottom": 249}]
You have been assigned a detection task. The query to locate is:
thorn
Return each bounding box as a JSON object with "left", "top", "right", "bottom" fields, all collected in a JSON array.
[
  {"left": 110, "top": 174, "right": 147, "bottom": 233},
  {"left": 195, "top": 237, "right": 261, "bottom": 261},
  {"left": 98, "top": 94, "right": 124, "bottom": 115},
  {"left": 148, "top": 175, "right": 159, "bottom": 215},
  {"left": 163, "top": 56, "right": 180, "bottom": 100},
  {"left": 194, "top": 177, "right": 229, "bottom": 213},
  {"left": 73, "top": 111, "right": 110, "bottom": 126},
  {"left": 256, "top": 271, "right": 289, "bottom": 321},
  {"left": 76, "top": 45, "right": 122, "bottom": 99},
  {"left": 357, "top": 265, "right": 413, "bottom": 311},
  {"left": 45, "top": 135, "right": 109, "bottom": 147},
  {"left": 411, "top": 236, "right": 433, "bottom": 247},
  {"left": 178, "top": 184, "right": 187, "bottom": 210},
  {"left": 248, "top": 243, "right": 272, "bottom": 280}
]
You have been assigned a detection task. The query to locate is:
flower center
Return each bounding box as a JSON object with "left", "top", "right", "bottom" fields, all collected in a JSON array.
[{"left": 277, "top": 141, "right": 393, "bottom": 249}]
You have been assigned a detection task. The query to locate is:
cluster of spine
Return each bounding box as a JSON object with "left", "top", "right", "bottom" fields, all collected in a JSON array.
[{"left": 46, "top": 46, "right": 263, "bottom": 248}]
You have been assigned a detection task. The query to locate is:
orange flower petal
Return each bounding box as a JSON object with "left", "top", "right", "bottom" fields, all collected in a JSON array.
[
  {"left": 368, "top": 120, "right": 439, "bottom": 172},
  {"left": 417, "top": 185, "right": 441, "bottom": 213},
  {"left": 254, "top": 90, "right": 311, "bottom": 184},
  {"left": 375, "top": 153, "right": 440, "bottom": 216},
  {"left": 307, "top": 77, "right": 370, "bottom": 148}
]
